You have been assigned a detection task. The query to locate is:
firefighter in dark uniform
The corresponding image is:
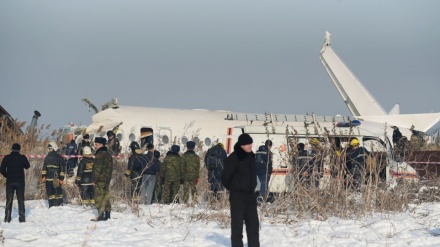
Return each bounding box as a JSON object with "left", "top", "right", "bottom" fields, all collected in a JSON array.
[
  {"left": 161, "top": 145, "right": 182, "bottom": 204},
  {"left": 91, "top": 137, "right": 113, "bottom": 221},
  {"left": 346, "top": 138, "right": 370, "bottom": 189},
  {"left": 124, "top": 141, "right": 147, "bottom": 202},
  {"left": 181, "top": 141, "right": 200, "bottom": 203},
  {"left": 42, "top": 142, "right": 65, "bottom": 208},
  {"left": 75, "top": 146, "right": 95, "bottom": 206}
]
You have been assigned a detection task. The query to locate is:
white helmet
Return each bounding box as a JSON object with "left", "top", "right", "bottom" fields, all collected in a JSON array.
[
  {"left": 48, "top": 141, "right": 58, "bottom": 151},
  {"left": 83, "top": 146, "right": 92, "bottom": 155}
]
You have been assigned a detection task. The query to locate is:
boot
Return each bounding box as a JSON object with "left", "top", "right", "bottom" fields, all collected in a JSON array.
[
  {"left": 90, "top": 212, "right": 107, "bottom": 221},
  {"left": 105, "top": 211, "right": 111, "bottom": 220}
]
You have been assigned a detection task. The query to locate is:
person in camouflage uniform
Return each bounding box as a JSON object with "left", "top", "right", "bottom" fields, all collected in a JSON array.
[
  {"left": 42, "top": 142, "right": 65, "bottom": 208},
  {"left": 91, "top": 137, "right": 113, "bottom": 221},
  {"left": 161, "top": 145, "right": 182, "bottom": 204},
  {"left": 181, "top": 141, "right": 200, "bottom": 203},
  {"left": 75, "top": 146, "right": 95, "bottom": 206},
  {"left": 124, "top": 141, "right": 147, "bottom": 202}
]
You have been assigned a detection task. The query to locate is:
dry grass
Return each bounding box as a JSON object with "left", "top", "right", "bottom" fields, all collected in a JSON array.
[{"left": 2, "top": 118, "right": 440, "bottom": 226}]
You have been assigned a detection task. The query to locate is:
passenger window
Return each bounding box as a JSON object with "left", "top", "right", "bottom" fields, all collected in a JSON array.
[
  {"left": 182, "top": 136, "right": 188, "bottom": 145},
  {"left": 205, "top": 137, "right": 211, "bottom": 146},
  {"left": 193, "top": 137, "right": 200, "bottom": 145},
  {"left": 116, "top": 133, "right": 123, "bottom": 142},
  {"left": 129, "top": 133, "right": 136, "bottom": 142}
]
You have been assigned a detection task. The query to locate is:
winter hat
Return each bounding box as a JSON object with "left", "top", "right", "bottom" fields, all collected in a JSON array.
[
  {"left": 186, "top": 141, "right": 196, "bottom": 149},
  {"left": 238, "top": 133, "right": 253, "bottom": 146},
  {"left": 106, "top": 131, "right": 114, "bottom": 137},
  {"left": 146, "top": 143, "right": 154, "bottom": 150},
  {"left": 12, "top": 143, "right": 21, "bottom": 152},
  {"left": 171, "top": 144, "right": 180, "bottom": 153},
  {"left": 94, "top": 137, "right": 107, "bottom": 145},
  {"left": 265, "top": 140, "right": 273, "bottom": 147}
]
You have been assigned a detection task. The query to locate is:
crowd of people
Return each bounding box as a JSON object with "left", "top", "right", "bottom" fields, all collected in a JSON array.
[{"left": 2, "top": 130, "right": 378, "bottom": 246}]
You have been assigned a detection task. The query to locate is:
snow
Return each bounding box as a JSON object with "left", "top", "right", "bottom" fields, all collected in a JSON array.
[{"left": 2, "top": 200, "right": 440, "bottom": 246}]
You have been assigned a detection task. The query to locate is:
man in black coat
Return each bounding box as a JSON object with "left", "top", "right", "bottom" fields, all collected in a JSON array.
[
  {"left": 222, "top": 133, "right": 260, "bottom": 247},
  {"left": 1, "top": 143, "right": 30, "bottom": 223}
]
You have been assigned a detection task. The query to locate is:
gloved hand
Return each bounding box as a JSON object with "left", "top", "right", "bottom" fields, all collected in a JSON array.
[
  {"left": 180, "top": 179, "right": 184, "bottom": 185},
  {"left": 59, "top": 180, "right": 64, "bottom": 185},
  {"left": 42, "top": 177, "right": 46, "bottom": 183}
]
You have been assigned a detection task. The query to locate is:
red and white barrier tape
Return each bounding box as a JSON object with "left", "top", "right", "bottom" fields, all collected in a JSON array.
[{"left": 0, "top": 154, "right": 130, "bottom": 159}]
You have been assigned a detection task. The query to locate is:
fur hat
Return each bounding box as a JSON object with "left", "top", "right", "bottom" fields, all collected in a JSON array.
[
  {"left": 12, "top": 143, "right": 21, "bottom": 152},
  {"left": 238, "top": 133, "right": 253, "bottom": 146},
  {"left": 186, "top": 141, "right": 196, "bottom": 149},
  {"left": 146, "top": 143, "right": 154, "bottom": 150},
  {"left": 94, "top": 137, "right": 107, "bottom": 145},
  {"left": 171, "top": 144, "right": 180, "bottom": 153},
  {"left": 106, "top": 130, "right": 114, "bottom": 137}
]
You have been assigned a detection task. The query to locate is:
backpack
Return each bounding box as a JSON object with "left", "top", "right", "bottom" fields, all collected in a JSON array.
[{"left": 207, "top": 147, "right": 222, "bottom": 170}]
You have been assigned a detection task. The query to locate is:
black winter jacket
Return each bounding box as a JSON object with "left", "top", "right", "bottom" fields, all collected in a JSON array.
[
  {"left": 1, "top": 151, "right": 30, "bottom": 184},
  {"left": 144, "top": 151, "right": 160, "bottom": 175},
  {"left": 221, "top": 143, "right": 257, "bottom": 193}
]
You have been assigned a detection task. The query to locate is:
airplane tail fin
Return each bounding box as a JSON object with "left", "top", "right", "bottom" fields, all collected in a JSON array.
[
  {"left": 388, "top": 104, "right": 400, "bottom": 115},
  {"left": 320, "top": 31, "right": 387, "bottom": 117}
]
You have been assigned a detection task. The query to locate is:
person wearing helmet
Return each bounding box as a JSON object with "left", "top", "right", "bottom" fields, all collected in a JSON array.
[
  {"left": 346, "top": 138, "right": 370, "bottom": 189},
  {"left": 301, "top": 138, "right": 324, "bottom": 188},
  {"left": 204, "top": 143, "right": 227, "bottom": 201},
  {"left": 161, "top": 145, "right": 182, "bottom": 204},
  {"left": 42, "top": 142, "right": 65, "bottom": 208},
  {"left": 76, "top": 146, "right": 95, "bottom": 206},
  {"left": 124, "top": 141, "right": 148, "bottom": 202}
]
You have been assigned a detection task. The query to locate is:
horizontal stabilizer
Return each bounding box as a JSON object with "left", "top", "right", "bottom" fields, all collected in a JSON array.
[{"left": 356, "top": 113, "right": 440, "bottom": 132}]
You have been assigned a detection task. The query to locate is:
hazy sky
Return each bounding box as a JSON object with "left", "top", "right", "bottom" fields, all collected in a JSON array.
[{"left": 1, "top": 0, "right": 439, "bottom": 133}]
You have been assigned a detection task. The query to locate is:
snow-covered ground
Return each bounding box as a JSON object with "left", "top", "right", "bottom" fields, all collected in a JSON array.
[{"left": 1, "top": 200, "right": 440, "bottom": 246}]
